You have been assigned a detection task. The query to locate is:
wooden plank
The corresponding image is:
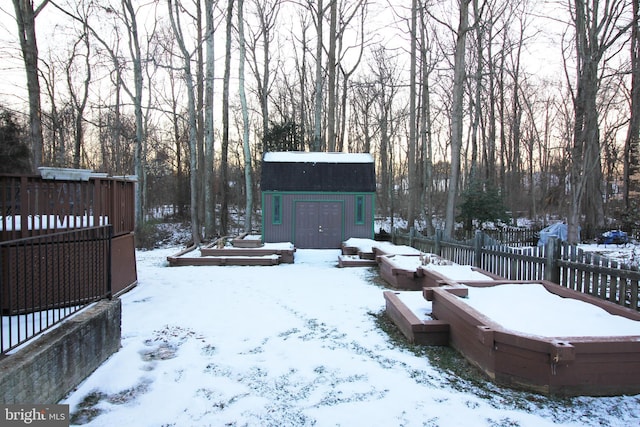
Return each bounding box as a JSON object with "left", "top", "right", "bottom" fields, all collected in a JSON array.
[
  {"left": 383, "top": 291, "right": 449, "bottom": 345},
  {"left": 337, "top": 255, "right": 377, "bottom": 267}
]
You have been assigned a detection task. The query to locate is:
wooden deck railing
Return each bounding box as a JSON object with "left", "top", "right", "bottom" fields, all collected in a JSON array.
[
  {"left": 392, "top": 228, "right": 640, "bottom": 311},
  {"left": 0, "top": 174, "right": 135, "bottom": 241},
  {"left": 1, "top": 225, "right": 112, "bottom": 355},
  {"left": 0, "top": 172, "right": 137, "bottom": 355}
]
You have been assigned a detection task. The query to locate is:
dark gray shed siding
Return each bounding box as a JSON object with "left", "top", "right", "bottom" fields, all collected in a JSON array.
[
  {"left": 262, "top": 192, "right": 374, "bottom": 245},
  {"left": 261, "top": 162, "right": 375, "bottom": 192}
]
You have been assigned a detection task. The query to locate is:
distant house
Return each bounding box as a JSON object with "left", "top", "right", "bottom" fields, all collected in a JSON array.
[{"left": 261, "top": 151, "right": 376, "bottom": 248}]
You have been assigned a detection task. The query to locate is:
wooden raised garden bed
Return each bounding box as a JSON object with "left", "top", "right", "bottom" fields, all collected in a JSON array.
[
  {"left": 383, "top": 291, "right": 449, "bottom": 345},
  {"left": 426, "top": 281, "right": 640, "bottom": 396},
  {"left": 167, "top": 242, "right": 295, "bottom": 266},
  {"left": 372, "top": 244, "right": 421, "bottom": 260},
  {"left": 378, "top": 254, "right": 454, "bottom": 290},
  {"left": 419, "top": 264, "right": 502, "bottom": 288},
  {"left": 337, "top": 254, "right": 378, "bottom": 268},
  {"left": 230, "top": 233, "right": 264, "bottom": 248}
]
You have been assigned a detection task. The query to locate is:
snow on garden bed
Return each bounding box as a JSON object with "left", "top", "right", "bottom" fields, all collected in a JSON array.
[{"left": 462, "top": 284, "right": 640, "bottom": 337}]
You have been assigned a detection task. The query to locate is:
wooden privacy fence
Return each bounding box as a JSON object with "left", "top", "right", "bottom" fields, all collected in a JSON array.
[{"left": 392, "top": 228, "right": 640, "bottom": 312}]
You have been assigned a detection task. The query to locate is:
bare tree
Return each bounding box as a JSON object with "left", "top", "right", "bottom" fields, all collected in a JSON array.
[
  {"left": 327, "top": 0, "right": 337, "bottom": 151},
  {"left": 52, "top": 0, "right": 146, "bottom": 229},
  {"left": 40, "top": 49, "right": 66, "bottom": 166},
  {"left": 64, "top": 15, "right": 91, "bottom": 169},
  {"left": 312, "top": 0, "right": 325, "bottom": 151},
  {"left": 566, "top": 0, "right": 631, "bottom": 242},
  {"left": 238, "top": 0, "right": 253, "bottom": 231},
  {"left": 168, "top": 0, "right": 200, "bottom": 244},
  {"left": 418, "top": 0, "right": 438, "bottom": 235},
  {"left": 369, "top": 46, "right": 401, "bottom": 224},
  {"left": 335, "top": 2, "right": 367, "bottom": 152},
  {"left": 293, "top": 11, "right": 311, "bottom": 149},
  {"left": 220, "top": 0, "right": 234, "bottom": 234},
  {"left": 328, "top": 0, "right": 367, "bottom": 152},
  {"left": 407, "top": 0, "right": 418, "bottom": 229},
  {"left": 12, "top": 0, "right": 49, "bottom": 169},
  {"left": 204, "top": 0, "right": 216, "bottom": 238},
  {"left": 624, "top": 0, "right": 640, "bottom": 212},
  {"left": 246, "top": 0, "right": 281, "bottom": 153}
]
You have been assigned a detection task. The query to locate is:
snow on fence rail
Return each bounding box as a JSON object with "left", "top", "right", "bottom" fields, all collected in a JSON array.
[
  {"left": 392, "top": 228, "right": 640, "bottom": 312},
  {"left": 1, "top": 225, "right": 112, "bottom": 355}
]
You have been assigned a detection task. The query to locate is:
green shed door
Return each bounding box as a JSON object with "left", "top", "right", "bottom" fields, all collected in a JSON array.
[{"left": 295, "top": 201, "right": 343, "bottom": 248}]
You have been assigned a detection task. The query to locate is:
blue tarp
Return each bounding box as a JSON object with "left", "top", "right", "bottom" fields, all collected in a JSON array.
[
  {"left": 597, "top": 230, "right": 628, "bottom": 244},
  {"left": 537, "top": 223, "right": 579, "bottom": 246}
]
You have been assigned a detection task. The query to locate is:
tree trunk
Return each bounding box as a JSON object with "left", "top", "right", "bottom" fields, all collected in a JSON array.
[
  {"left": 12, "top": 0, "right": 48, "bottom": 170},
  {"left": 445, "top": 0, "right": 470, "bottom": 238},
  {"left": 66, "top": 22, "right": 91, "bottom": 170},
  {"left": 407, "top": 0, "right": 418, "bottom": 229},
  {"left": 327, "top": 0, "right": 337, "bottom": 151},
  {"left": 625, "top": 0, "right": 640, "bottom": 211},
  {"left": 567, "top": 0, "right": 627, "bottom": 242},
  {"left": 168, "top": 0, "right": 200, "bottom": 244},
  {"left": 238, "top": 0, "right": 253, "bottom": 232},
  {"left": 204, "top": 0, "right": 216, "bottom": 238},
  {"left": 419, "top": 4, "right": 434, "bottom": 236},
  {"left": 122, "top": 0, "right": 145, "bottom": 232},
  {"left": 221, "top": 0, "right": 234, "bottom": 235},
  {"left": 313, "top": 0, "right": 324, "bottom": 151},
  {"left": 196, "top": 0, "right": 206, "bottom": 236}
]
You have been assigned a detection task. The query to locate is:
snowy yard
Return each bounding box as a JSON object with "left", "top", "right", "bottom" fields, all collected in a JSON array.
[{"left": 61, "top": 247, "right": 640, "bottom": 426}]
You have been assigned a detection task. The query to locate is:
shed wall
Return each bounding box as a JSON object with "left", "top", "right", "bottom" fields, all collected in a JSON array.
[{"left": 262, "top": 192, "right": 374, "bottom": 246}]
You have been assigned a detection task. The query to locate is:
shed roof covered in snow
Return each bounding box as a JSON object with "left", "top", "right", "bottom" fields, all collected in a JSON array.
[{"left": 261, "top": 151, "right": 376, "bottom": 192}]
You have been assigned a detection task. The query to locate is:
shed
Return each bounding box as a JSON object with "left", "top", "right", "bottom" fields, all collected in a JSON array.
[{"left": 261, "top": 151, "right": 376, "bottom": 248}]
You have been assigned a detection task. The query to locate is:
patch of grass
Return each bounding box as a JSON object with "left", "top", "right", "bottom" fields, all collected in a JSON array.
[
  {"left": 362, "top": 267, "right": 389, "bottom": 289},
  {"left": 370, "top": 309, "right": 586, "bottom": 419},
  {"left": 69, "top": 391, "right": 106, "bottom": 425},
  {"left": 370, "top": 310, "right": 483, "bottom": 382},
  {"left": 69, "top": 381, "right": 152, "bottom": 425}
]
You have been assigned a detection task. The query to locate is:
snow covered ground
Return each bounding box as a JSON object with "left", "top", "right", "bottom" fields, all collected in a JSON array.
[{"left": 61, "top": 247, "right": 640, "bottom": 427}]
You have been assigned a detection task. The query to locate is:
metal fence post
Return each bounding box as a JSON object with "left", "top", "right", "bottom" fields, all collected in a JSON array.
[
  {"left": 106, "top": 225, "right": 113, "bottom": 299},
  {"left": 544, "top": 237, "right": 561, "bottom": 284},
  {"left": 409, "top": 227, "right": 415, "bottom": 248},
  {"left": 435, "top": 229, "right": 442, "bottom": 256}
]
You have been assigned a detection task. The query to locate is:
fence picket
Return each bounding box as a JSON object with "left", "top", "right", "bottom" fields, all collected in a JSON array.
[
  {"left": 610, "top": 259, "right": 618, "bottom": 303},
  {"left": 598, "top": 257, "right": 608, "bottom": 300}
]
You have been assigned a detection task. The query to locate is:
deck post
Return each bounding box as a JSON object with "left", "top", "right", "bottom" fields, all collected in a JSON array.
[
  {"left": 544, "top": 237, "right": 561, "bottom": 284},
  {"left": 434, "top": 229, "right": 442, "bottom": 256},
  {"left": 473, "top": 230, "right": 483, "bottom": 267}
]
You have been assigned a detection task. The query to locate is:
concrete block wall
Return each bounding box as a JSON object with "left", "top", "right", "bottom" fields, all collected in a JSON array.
[{"left": 0, "top": 299, "right": 121, "bottom": 404}]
